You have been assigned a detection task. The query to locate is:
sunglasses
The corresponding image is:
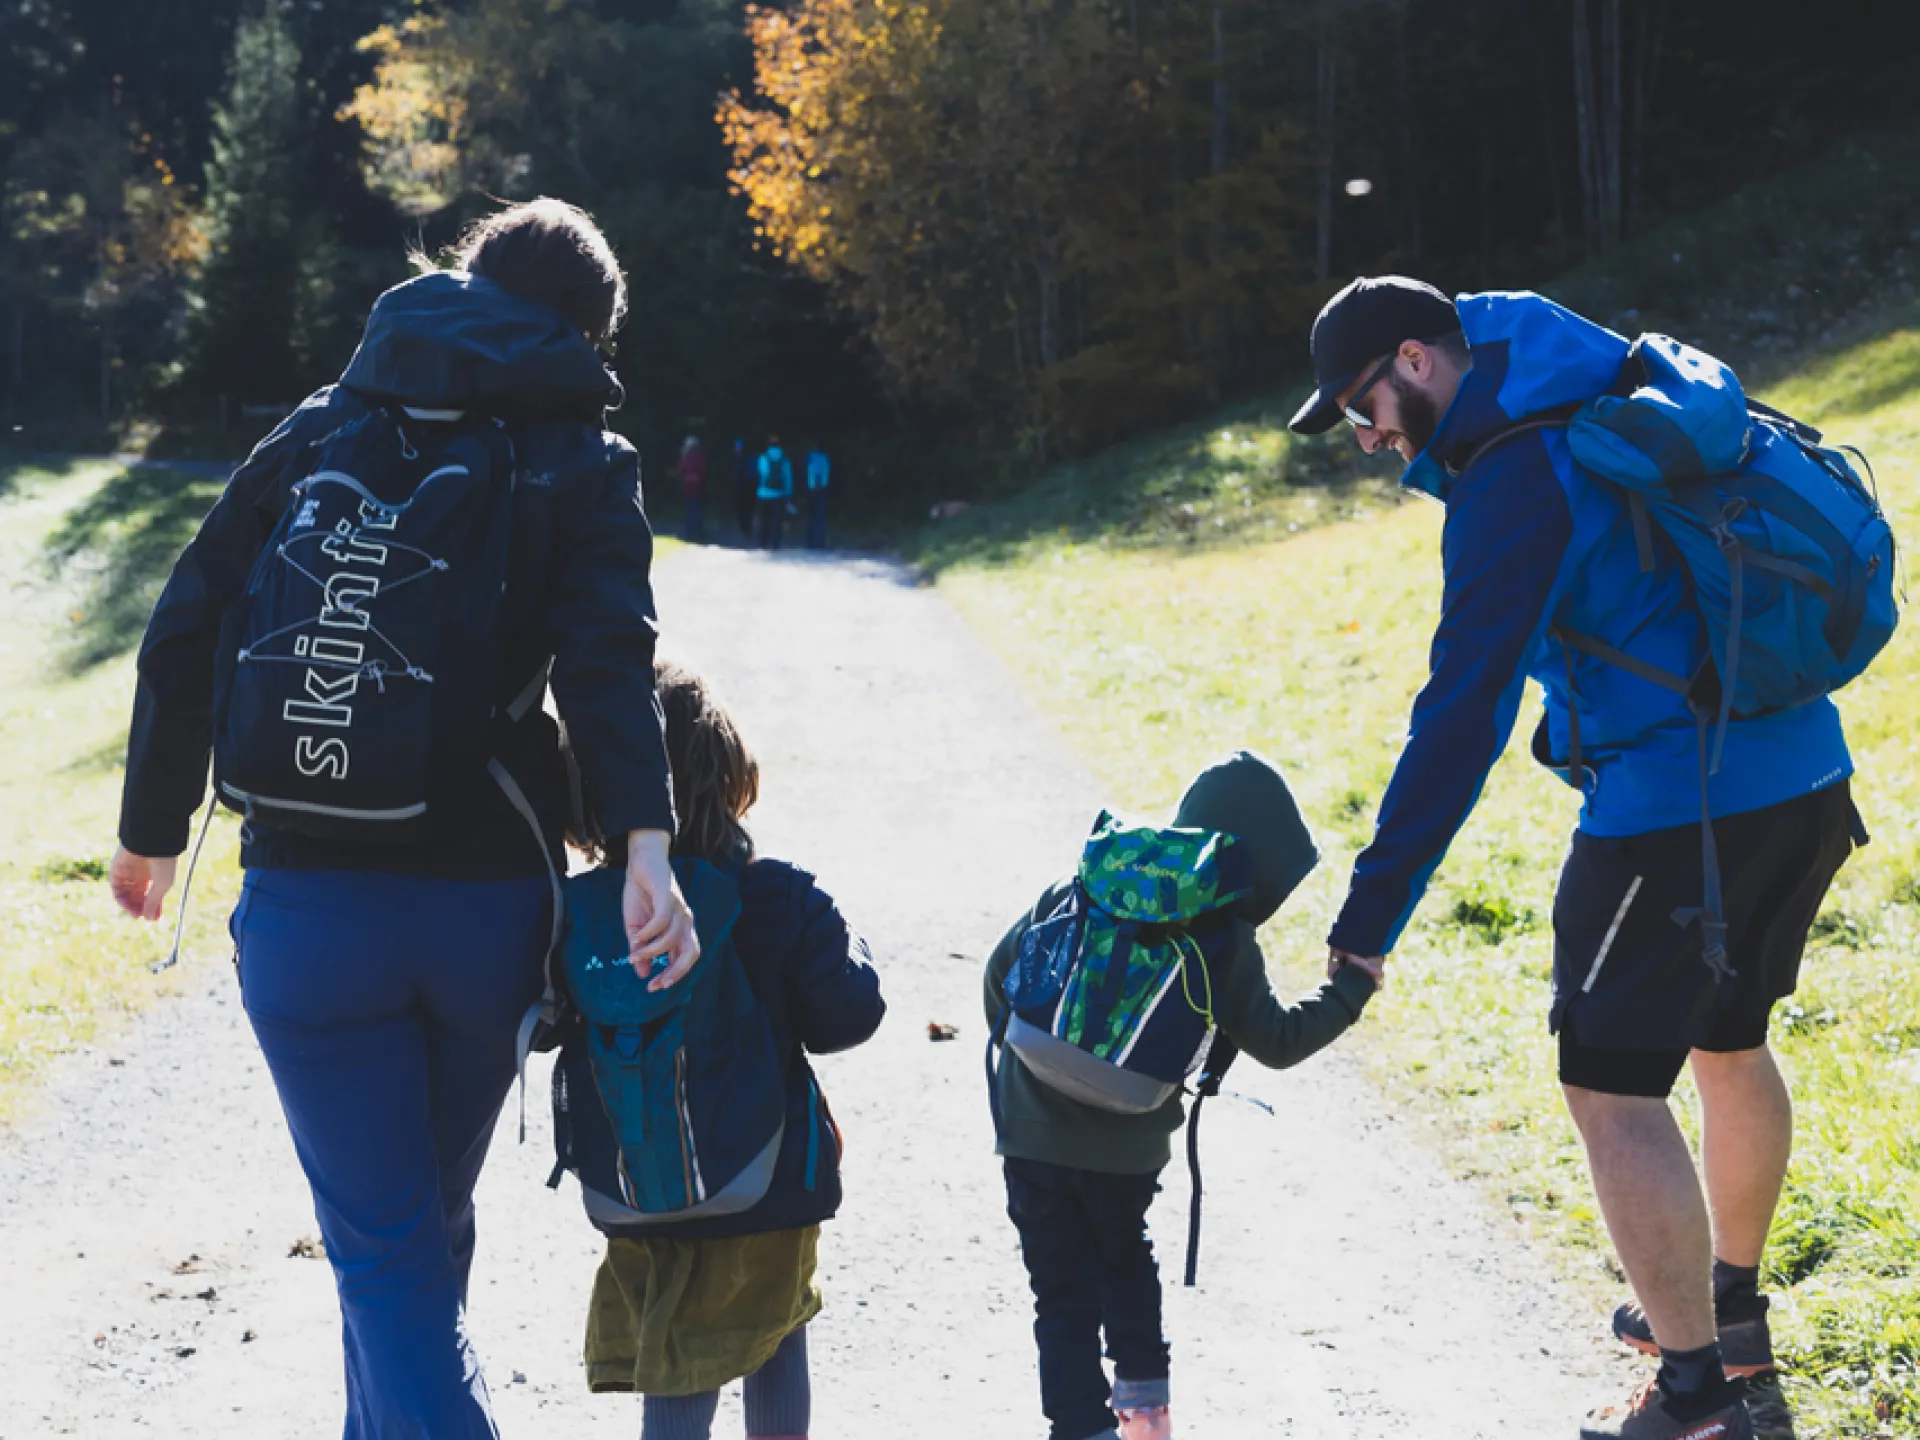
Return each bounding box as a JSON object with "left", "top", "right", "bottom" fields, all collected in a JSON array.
[{"left": 1342, "top": 353, "right": 1400, "bottom": 430}]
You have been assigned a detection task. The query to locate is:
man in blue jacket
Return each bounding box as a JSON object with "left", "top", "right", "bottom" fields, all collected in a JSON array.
[{"left": 1289, "top": 278, "right": 1861, "bottom": 1440}]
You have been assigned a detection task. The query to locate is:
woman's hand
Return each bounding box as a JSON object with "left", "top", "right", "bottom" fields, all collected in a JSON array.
[
  {"left": 109, "top": 846, "right": 178, "bottom": 922},
  {"left": 623, "top": 829, "right": 701, "bottom": 991}
]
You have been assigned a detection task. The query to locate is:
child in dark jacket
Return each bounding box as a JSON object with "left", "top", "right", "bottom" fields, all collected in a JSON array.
[
  {"left": 984, "top": 750, "right": 1377, "bottom": 1440},
  {"left": 565, "top": 660, "right": 885, "bottom": 1440}
]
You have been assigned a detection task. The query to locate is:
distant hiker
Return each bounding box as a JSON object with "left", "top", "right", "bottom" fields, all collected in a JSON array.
[
  {"left": 984, "top": 751, "right": 1377, "bottom": 1440},
  {"left": 679, "top": 434, "right": 708, "bottom": 543},
  {"left": 733, "top": 437, "right": 756, "bottom": 537},
  {"left": 756, "top": 438, "right": 794, "bottom": 551},
  {"left": 107, "top": 197, "right": 699, "bottom": 1439},
  {"left": 553, "top": 660, "right": 884, "bottom": 1440},
  {"left": 803, "top": 445, "right": 831, "bottom": 549},
  {"left": 1290, "top": 276, "right": 1890, "bottom": 1440}
]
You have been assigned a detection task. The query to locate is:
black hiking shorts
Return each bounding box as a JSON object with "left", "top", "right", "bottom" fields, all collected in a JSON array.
[{"left": 1551, "top": 781, "right": 1863, "bottom": 1098}]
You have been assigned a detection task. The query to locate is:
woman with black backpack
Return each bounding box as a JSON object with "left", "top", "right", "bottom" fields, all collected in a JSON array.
[{"left": 107, "top": 198, "right": 699, "bottom": 1438}]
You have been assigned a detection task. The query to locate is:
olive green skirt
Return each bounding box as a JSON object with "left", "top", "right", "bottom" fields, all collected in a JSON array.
[{"left": 584, "top": 1226, "right": 823, "bottom": 1396}]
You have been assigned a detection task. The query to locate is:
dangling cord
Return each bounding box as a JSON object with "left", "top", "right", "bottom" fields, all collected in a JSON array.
[
  {"left": 1175, "top": 931, "right": 1216, "bottom": 1030},
  {"left": 153, "top": 793, "right": 218, "bottom": 973}
]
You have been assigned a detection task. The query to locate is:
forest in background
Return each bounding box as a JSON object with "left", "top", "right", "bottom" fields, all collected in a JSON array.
[{"left": 3, "top": 0, "right": 1917, "bottom": 519}]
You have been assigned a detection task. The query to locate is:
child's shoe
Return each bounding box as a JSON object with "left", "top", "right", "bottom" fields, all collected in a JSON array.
[{"left": 1115, "top": 1406, "right": 1173, "bottom": 1440}]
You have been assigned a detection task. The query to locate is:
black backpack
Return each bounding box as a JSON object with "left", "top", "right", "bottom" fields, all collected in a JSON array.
[{"left": 212, "top": 406, "right": 532, "bottom": 845}]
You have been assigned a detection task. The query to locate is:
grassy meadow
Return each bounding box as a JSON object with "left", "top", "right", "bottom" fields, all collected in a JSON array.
[
  {"left": 914, "top": 313, "right": 1920, "bottom": 1436},
  {"left": 0, "top": 456, "right": 244, "bottom": 1121}
]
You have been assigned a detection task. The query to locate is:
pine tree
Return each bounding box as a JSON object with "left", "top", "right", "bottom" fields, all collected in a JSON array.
[{"left": 179, "top": 0, "right": 312, "bottom": 408}]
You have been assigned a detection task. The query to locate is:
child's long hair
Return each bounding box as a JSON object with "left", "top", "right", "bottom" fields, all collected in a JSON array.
[{"left": 566, "top": 660, "right": 758, "bottom": 867}]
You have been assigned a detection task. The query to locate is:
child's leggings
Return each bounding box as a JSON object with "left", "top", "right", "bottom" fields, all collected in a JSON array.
[{"left": 641, "top": 1327, "right": 811, "bottom": 1440}]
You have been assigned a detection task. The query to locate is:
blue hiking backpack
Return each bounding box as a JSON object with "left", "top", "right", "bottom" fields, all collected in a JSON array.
[
  {"left": 549, "top": 860, "right": 787, "bottom": 1229},
  {"left": 212, "top": 407, "right": 534, "bottom": 844},
  {"left": 987, "top": 811, "right": 1252, "bottom": 1283},
  {"left": 1467, "top": 334, "right": 1898, "bottom": 970}
]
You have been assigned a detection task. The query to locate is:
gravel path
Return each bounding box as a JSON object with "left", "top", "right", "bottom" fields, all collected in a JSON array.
[{"left": 0, "top": 543, "right": 1627, "bottom": 1438}]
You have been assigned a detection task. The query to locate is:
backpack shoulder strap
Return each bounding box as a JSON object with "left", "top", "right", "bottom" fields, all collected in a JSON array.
[{"left": 1445, "top": 401, "right": 1585, "bottom": 479}]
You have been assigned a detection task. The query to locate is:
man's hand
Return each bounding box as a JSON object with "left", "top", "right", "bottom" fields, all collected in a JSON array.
[
  {"left": 623, "top": 829, "right": 701, "bottom": 991},
  {"left": 109, "top": 846, "right": 178, "bottom": 922},
  {"left": 1328, "top": 947, "right": 1387, "bottom": 990}
]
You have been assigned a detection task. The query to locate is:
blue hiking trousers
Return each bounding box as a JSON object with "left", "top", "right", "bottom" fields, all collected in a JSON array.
[{"left": 233, "top": 868, "right": 551, "bottom": 1440}]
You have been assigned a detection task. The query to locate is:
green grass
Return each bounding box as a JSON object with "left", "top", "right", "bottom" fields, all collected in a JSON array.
[
  {"left": 913, "top": 306, "right": 1920, "bottom": 1435},
  {"left": 0, "top": 454, "right": 244, "bottom": 1122}
]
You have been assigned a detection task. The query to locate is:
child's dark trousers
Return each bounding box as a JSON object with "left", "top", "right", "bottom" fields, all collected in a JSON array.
[{"left": 1003, "top": 1156, "right": 1171, "bottom": 1440}]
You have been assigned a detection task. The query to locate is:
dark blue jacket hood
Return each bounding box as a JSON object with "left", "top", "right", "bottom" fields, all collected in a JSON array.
[
  {"left": 339, "top": 271, "right": 620, "bottom": 414},
  {"left": 1402, "top": 291, "right": 1631, "bottom": 504}
]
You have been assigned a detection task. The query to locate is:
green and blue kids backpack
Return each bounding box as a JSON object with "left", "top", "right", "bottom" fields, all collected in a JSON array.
[
  {"left": 550, "top": 859, "right": 786, "bottom": 1229},
  {"left": 990, "top": 811, "right": 1252, "bottom": 1116}
]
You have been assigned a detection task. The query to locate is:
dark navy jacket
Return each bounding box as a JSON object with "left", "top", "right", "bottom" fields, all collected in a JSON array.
[
  {"left": 587, "top": 855, "right": 886, "bottom": 1241},
  {"left": 118, "top": 272, "right": 675, "bottom": 876},
  {"left": 1329, "top": 292, "right": 1852, "bottom": 959}
]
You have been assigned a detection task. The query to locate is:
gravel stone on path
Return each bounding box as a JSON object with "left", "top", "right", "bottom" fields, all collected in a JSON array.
[{"left": 0, "top": 543, "right": 1627, "bottom": 1438}]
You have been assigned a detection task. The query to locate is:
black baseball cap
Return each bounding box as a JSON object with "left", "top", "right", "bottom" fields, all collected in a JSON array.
[{"left": 1287, "top": 276, "right": 1460, "bottom": 435}]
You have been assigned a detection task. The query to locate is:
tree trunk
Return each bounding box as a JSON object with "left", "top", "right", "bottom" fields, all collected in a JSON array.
[
  {"left": 1626, "top": 0, "right": 1668, "bottom": 234},
  {"left": 1602, "top": 0, "right": 1623, "bottom": 246},
  {"left": 99, "top": 321, "right": 113, "bottom": 430},
  {"left": 1572, "top": 0, "right": 1628, "bottom": 254},
  {"left": 1209, "top": 1, "right": 1229, "bottom": 398},
  {"left": 1169, "top": 59, "right": 1195, "bottom": 362},
  {"left": 4, "top": 301, "right": 22, "bottom": 421},
  {"left": 1536, "top": 40, "right": 1570, "bottom": 255},
  {"left": 1571, "top": 0, "right": 1601, "bottom": 253},
  {"left": 1314, "top": 0, "right": 1338, "bottom": 284},
  {"left": 1211, "top": 6, "right": 1229, "bottom": 177},
  {"left": 1390, "top": 0, "right": 1424, "bottom": 263}
]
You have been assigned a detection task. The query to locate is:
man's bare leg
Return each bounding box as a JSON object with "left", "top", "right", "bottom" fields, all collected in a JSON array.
[
  {"left": 1563, "top": 1085, "right": 1715, "bottom": 1353},
  {"left": 1689, "top": 1044, "right": 1792, "bottom": 1270}
]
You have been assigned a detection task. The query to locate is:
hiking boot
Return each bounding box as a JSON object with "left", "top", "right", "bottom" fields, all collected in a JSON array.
[
  {"left": 1612, "top": 1296, "right": 1776, "bottom": 1378},
  {"left": 1115, "top": 1407, "right": 1173, "bottom": 1440},
  {"left": 1580, "top": 1376, "right": 1754, "bottom": 1440}
]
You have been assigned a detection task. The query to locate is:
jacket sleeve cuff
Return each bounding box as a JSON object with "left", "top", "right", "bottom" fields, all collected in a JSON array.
[
  {"left": 118, "top": 804, "right": 191, "bottom": 860},
  {"left": 597, "top": 786, "right": 677, "bottom": 840},
  {"left": 1328, "top": 963, "right": 1378, "bottom": 1018},
  {"left": 1327, "top": 905, "right": 1392, "bottom": 960}
]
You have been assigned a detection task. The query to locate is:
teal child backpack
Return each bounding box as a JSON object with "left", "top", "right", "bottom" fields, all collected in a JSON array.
[
  {"left": 1468, "top": 333, "right": 1898, "bottom": 969},
  {"left": 553, "top": 859, "right": 786, "bottom": 1227}
]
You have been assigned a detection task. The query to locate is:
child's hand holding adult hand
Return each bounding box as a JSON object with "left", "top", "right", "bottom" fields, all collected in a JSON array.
[
  {"left": 108, "top": 845, "right": 177, "bottom": 922},
  {"left": 624, "top": 829, "right": 701, "bottom": 990},
  {"left": 1328, "top": 948, "right": 1386, "bottom": 990}
]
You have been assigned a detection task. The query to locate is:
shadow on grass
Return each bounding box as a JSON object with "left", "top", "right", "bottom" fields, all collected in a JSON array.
[
  {"left": 0, "top": 450, "right": 111, "bottom": 505},
  {"left": 904, "top": 388, "right": 1403, "bottom": 576},
  {"left": 42, "top": 463, "right": 224, "bottom": 674}
]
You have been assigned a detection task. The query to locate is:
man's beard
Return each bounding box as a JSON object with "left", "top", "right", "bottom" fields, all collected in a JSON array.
[{"left": 1387, "top": 372, "right": 1440, "bottom": 453}]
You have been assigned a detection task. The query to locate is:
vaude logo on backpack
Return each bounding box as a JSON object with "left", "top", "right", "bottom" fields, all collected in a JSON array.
[
  {"left": 551, "top": 860, "right": 786, "bottom": 1228},
  {"left": 990, "top": 812, "right": 1251, "bottom": 1115},
  {"left": 212, "top": 408, "right": 519, "bottom": 844}
]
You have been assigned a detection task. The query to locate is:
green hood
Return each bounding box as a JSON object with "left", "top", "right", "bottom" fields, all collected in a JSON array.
[{"left": 1172, "top": 750, "right": 1319, "bottom": 925}]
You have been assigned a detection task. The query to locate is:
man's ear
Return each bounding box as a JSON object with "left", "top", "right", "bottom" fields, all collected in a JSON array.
[{"left": 1400, "top": 338, "right": 1434, "bottom": 380}]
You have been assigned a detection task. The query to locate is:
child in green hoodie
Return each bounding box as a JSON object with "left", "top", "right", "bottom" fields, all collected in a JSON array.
[{"left": 983, "top": 750, "right": 1377, "bottom": 1440}]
